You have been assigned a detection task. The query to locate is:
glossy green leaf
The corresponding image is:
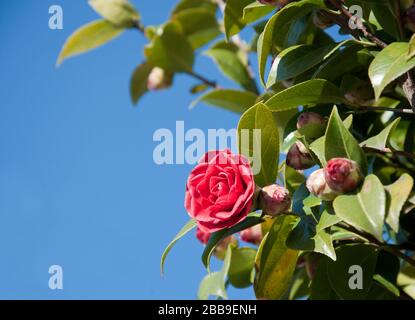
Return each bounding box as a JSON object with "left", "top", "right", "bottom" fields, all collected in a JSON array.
[
  {"left": 360, "top": 118, "right": 400, "bottom": 150},
  {"left": 408, "top": 34, "right": 415, "bottom": 60},
  {"left": 310, "top": 257, "right": 339, "bottom": 300},
  {"left": 224, "top": 0, "right": 253, "bottom": 39},
  {"left": 385, "top": 173, "right": 414, "bottom": 233},
  {"left": 265, "top": 80, "right": 344, "bottom": 112},
  {"left": 89, "top": 0, "right": 139, "bottom": 27},
  {"left": 172, "top": 8, "right": 220, "bottom": 49},
  {"left": 369, "top": 42, "right": 415, "bottom": 100},
  {"left": 266, "top": 43, "right": 344, "bottom": 87},
  {"left": 204, "top": 47, "right": 257, "bottom": 92},
  {"left": 130, "top": 62, "right": 153, "bottom": 105},
  {"left": 144, "top": 22, "right": 194, "bottom": 73},
  {"left": 160, "top": 219, "right": 197, "bottom": 274},
  {"left": 327, "top": 244, "right": 379, "bottom": 300},
  {"left": 202, "top": 213, "right": 263, "bottom": 271},
  {"left": 333, "top": 175, "right": 386, "bottom": 241},
  {"left": 257, "top": 0, "right": 325, "bottom": 84},
  {"left": 171, "top": 0, "right": 217, "bottom": 15},
  {"left": 325, "top": 106, "right": 367, "bottom": 173},
  {"left": 255, "top": 215, "right": 299, "bottom": 300},
  {"left": 198, "top": 246, "right": 232, "bottom": 300},
  {"left": 190, "top": 89, "right": 257, "bottom": 114},
  {"left": 228, "top": 247, "right": 256, "bottom": 288},
  {"left": 57, "top": 20, "right": 124, "bottom": 66},
  {"left": 238, "top": 103, "right": 280, "bottom": 187},
  {"left": 242, "top": 2, "right": 274, "bottom": 25}
]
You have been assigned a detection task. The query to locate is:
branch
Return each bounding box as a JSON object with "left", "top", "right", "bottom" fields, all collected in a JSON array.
[
  {"left": 363, "top": 146, "right": 415, "bottom": 162},
  {"left": 338, "top": 223, "right": 415, "bottom": 267},
  {"left": 356, "top": 105, "right": 415, "bottom": 116},
  {"left": 185, "top": 71, "right": 218, "bottom": 89}
]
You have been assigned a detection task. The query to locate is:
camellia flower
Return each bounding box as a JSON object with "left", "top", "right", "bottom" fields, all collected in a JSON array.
[
  {"left": 306, "top": 169, "right": 338, "bottom": 201},
  {"left": 185, "top": 150, "right": 255, "bottom": 233},
  {"left": 240, "top": 224, "right": 263, "bottom": 246},
  {"left": 286, "top": 141, "right": 315, "bottom": 170},
  {"left": 324, "top": 158, "right": 363, "bottom": 193},
  {"left": 259, "top": 184, "right": 291, "bottom": 216},
  {"left": 147, "top": 67, "right": 173, "bottom": 91}
]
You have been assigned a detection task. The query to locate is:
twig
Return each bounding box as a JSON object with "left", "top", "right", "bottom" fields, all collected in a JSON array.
[
  {"left": 363, "top": 146, "right": 415, "bottom": 161},
  {"left": 185, "top": 71, "right": 218, "bottom": 89},
  {"left": 357, "top": 105, "right": 415, "bottom": 116},
  {"left": 338, "top": 223, "right": 415, "bottom": 267}
]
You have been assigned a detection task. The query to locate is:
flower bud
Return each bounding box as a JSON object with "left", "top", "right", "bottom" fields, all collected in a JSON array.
[
  {"left": 196, "top": 227, "right": 211, "bottom": 245},
  {"left": 196, "top": 228, "right": 238, "bottom": 260},
  {"left": 296, "top": 112, "right": 326, "bottom": 130},
  {"left": 147, "top": 67, "right": 173, "bottom": 91},
  {"left": 240, "top": 224, "right": 263, "bottom": 246},
  {"left": 324, "top": 158, "right": 363, "bottom": 193},
  {"left": 286, "top": 141, "right": 315, "bottom": 170},
  {"left": 214, "top": 236, "right": 238, "bottom": 260},
  {"left": 306, "top": 169, "right": 338, "bottom": 201},
  {"left": 259, "top": 184, "right": 291, "bottom": 216}
]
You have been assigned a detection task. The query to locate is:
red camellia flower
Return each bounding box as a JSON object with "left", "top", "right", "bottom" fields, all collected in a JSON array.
[{"left": 185, "top": 149, "right": 255, "bottom": 233}]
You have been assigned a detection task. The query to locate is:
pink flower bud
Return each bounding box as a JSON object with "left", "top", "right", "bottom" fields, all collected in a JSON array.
[
  {"left": 306, "top": 169, "right": 338, "bottom": 201},
  {"left": 286, "top": 141, "right": 315, "bottom": 170},
  {"left": 196, "top": 227, "right": 211, "bottom": 245},
  {"left": 324, "top": 158, "right": 363, "bottom": 193},
  {"left": 196, "top": 228, "right": 238, "bottom": 260},
  {"left": 296, "top": 112, "right": 326, "bottom": 130},
  {"left": 147, "top": 67, "right": 173, "bottom": 91},
  {"left": 214, "top": 236, "right": 238, "bottom": 260},
  {"left": 240, "top": 224, "right": 263, "bottom": 246},
  {"left": 259, "top": 184, "right": 291, "bottom": 216}
]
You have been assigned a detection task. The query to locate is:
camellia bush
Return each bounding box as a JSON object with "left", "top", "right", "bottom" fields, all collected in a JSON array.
[{"left": 58, "top": 0, "right": 415, "bottom": 300}]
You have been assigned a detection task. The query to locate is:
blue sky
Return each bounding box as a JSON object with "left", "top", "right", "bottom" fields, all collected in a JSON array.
[
  {"left": 0, "top": 0, "right": 256, "bottom": 299},
  {"left": 0, "top": 1, "right": 344, "bottom": 299}
]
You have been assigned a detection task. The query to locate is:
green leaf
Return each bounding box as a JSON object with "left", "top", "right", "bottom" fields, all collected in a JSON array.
[
  {"left": 254, "top": 215, "right": 299, "bottom": 300},
  {"left": 88, "top": 0, "right": 139, "bottom": 27},
  {"left": 333, "top": 175, "right": 386, "bottom": 241},
  {"left": 224, "top": 0, "right": 253, "bottom": 39},
  {"left": 198, "top": 246, "right": 232, "bottom": 300},
  {"left": 286, "top": 184, "right": 337, "bottom": 260},
  {"left": 160, "top": 219, "right": 197, "bottom": 274},
  {"left": 373, "top": 250, "right": 401, "bottom": 297},
  {"left": 190, "top": 89, "right": 257, "bottom": 114},
  {"left": 57, "top": 20, "right": 124, "bottom": 66},
  {"left": 325, "top": 106, "right": 367, "bottom": 173},
  {"left": 202, "top": 213, "right": 263, "bottom": 271},
  {"left": 228, "top": 247, "right": 256, "bottom": 288},
  {"left": 238, "top": 103, "right": 280, "bottom": 187},
  {"left": 284, "top": 162, "right": 305, "bottom": 194},
  {"left": 172, "top": 8, "right": 220, "bottom": 49},
  {"left": 360, "top": 118, "right": 400, "bottom": 150},
  {"left": 242, "top": 2, "right": 274, "bottom": 25},
  {"left": 371, "top": 1, "right": 400, "bottom": 39},
  {"left": 130, "top": 62, "right": 153, "bottom": 105},
  {"left": 369, "top": 42, "right": 415, "bottom": 100},
  {"left": 204, "top": 47, "right": 257, "bottom": 93},
  {"left": 171, "top": 0, "right": 217, "bottom": 15},
  {"left": 265, "top": 80, "right": 344, "bottom": 112},
  {"left": 327, "top": 244, "right": 379, "bottom": 300},
  {"left": 144, "top": 22, "right": 194, "bottom": 73},
  {"left": 385, "top": 173, "right": 414, "bottom": 233},
  {"left": 266, "top": 42, "right": 345, "bottom": 87},
  {"left": 408, "top": 34, "right": 415, "bottom": 60},
  {"left": 310, "top": 257, "right": 339, "bottom": 300},
  {"left": 257, "top": 0, "right": 325, "bottom": 84}
]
